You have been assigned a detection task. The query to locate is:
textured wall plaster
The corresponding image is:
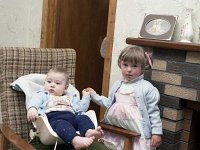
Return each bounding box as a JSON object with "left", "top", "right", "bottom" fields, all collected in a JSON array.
[{"left": 0, "top": 0, "right": 43, "bottom": 47}]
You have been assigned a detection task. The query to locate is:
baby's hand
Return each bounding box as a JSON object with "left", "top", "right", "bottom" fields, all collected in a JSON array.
[
  {"left": 82, "top": 89, "right": 91, "bottom": 96},
  {"left": 27, "top": 107, "right": 38, "bottom": 122}
]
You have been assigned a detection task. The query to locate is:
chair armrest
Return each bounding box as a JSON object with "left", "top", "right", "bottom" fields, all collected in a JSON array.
[
  {"left": 0, "top": 124, "right": 36, "bottom": 150},
  {"left": 98, "top": 122, "right": 140, "bottom": 137},
  {"left": 98, "top": 122, "right": 140, "bottom": 150}
]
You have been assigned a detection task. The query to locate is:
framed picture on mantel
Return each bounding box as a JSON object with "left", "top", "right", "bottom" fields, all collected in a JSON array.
[{"left": 139, "top": 14, "right": 178, "bottom": 40}]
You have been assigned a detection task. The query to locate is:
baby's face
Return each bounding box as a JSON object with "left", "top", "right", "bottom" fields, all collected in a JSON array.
[{"left": 44, "top": 71, "right": 67, "bottom": 96}]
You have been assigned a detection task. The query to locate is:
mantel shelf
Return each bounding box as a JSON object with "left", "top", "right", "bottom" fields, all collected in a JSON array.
[{"left": 126, "top": 38, "right": 200, "bottom": 52}]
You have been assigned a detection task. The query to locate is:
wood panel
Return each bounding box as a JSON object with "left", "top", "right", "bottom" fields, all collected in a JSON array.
[
  {"left": 100, "top": 0, "right": 117, "bottom": 120},
  {"left": 55, "top": 0, "right": 109, "bottom": 118},
  {"left": 40, "top": 0, "right": 58, "bottom": 48}
]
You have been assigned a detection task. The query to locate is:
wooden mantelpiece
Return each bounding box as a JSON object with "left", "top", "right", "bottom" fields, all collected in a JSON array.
[{"left": 126, "top": 38, "right": 200, "bottom": 52}]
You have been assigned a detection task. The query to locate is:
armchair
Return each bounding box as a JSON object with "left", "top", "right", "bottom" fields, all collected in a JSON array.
[{"left": 0, "top": 47, "right": 77, "bottom": 149}]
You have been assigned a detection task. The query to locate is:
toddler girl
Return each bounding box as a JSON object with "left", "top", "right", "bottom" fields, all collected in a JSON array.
[{"left": 86, "top": 46, "right": 162, "bottom": 150}]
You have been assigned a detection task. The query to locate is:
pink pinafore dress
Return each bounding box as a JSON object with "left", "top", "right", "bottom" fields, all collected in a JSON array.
[{"left": 102, "top": 83, "right": 155, "bottom": 150}]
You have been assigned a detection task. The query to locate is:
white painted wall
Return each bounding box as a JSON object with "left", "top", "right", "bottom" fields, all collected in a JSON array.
[
  {"left": 0, "top": 0, "right": 43, "bottom": 123},
  {"left": 110, "top": 0, "right": 200, "bottom": 86}
]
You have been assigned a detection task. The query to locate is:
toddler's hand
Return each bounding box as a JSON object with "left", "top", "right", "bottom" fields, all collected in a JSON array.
[
  {"left": 27, "top": 107, "right": 38, "bottom": 122},
  {"left": 86, "top": 87, "right": 95, "bottom": 94},
  {"left": 151, "top": 134, "right": 162, "bottom": 147}
]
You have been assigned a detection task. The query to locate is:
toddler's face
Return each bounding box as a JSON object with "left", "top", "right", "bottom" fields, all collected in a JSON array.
[
  {"left": 120, "top": 61, "right": 142, "bottom": 82},
  {"left": 44, "top": 72, "right": 67, "bottom": 96}
]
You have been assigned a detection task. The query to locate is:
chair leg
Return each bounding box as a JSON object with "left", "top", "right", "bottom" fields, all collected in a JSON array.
[
  {"left": 0, "top": 133, "right": 9, "bottom": 150},
  {"left": 123, "top": 137, "right": 132, "bottom": 150}
]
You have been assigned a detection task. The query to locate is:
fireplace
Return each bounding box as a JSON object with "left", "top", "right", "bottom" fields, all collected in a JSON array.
[{"left": 126, "top": 38, "right": 200, "bottom": 150}]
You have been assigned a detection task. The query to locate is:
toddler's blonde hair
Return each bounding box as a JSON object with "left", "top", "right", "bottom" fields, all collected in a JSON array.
[{"left": 118, "top": 46, "right": 152, "bottom": 71}]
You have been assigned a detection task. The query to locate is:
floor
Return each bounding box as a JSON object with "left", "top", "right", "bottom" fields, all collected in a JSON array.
[{"left": 34, "top": 141, "right": 110, "bottom": 150}]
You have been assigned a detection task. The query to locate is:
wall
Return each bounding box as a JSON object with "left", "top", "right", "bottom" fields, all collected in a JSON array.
[
  {"left": 0, "top": 0, "right": 42, "bottom": 47},
  {"left": 0, "top": 0, "right": 43, "bottom": 123},
  {"left": 110, "top": 0, "right": 200, "bottom": 86}
]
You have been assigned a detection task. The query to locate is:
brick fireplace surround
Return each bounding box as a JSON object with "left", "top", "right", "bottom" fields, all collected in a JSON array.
[{"left": 126, "top": 38, "right": 200, "bottom": 150}]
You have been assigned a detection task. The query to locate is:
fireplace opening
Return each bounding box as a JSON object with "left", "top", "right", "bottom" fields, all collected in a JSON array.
[
  {"left": 158, "top": 98, "right": 200, "bottom": 150},
  {"left": 182, "top": 101, "right": 200, "bottom": 150},
  {"left": 196, "top": 111, "right": 200, "bottom": 149}
]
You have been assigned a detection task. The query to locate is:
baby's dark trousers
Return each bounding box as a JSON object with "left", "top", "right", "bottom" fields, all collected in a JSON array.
[{"left": 46, "top": 111, "right": 95, "bottom": 143}]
